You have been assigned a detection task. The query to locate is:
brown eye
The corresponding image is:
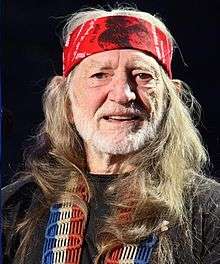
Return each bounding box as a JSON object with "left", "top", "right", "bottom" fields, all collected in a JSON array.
[
  {"left": 91, "top": 72, "right": 108, "bottom": 79},
  {"left": 136, "top": 73, "right": 152, "bottom": 81}
]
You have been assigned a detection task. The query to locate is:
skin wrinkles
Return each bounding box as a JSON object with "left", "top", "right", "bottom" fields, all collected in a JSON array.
[{"left": 68, "top": 49, "right": 166, "bottom": 174}]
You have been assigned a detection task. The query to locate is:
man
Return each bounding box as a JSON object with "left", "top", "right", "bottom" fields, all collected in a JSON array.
[{"left": 2, "top": 7, "right": 220, "bottom": 264}]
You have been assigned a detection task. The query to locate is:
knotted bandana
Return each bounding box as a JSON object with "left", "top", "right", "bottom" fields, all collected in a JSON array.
[{"left": 63, "top": 16, "right": 173, "bottom": 78}]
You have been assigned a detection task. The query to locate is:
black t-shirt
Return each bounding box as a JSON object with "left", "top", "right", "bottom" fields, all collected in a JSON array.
[{"left": 81, "top": 173, "right": 117, "bottom": 263}]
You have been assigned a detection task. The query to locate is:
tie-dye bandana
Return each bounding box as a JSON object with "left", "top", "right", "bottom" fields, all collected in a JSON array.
[{"left": 63, "top": 16, "right": 173, "bottom": 78}]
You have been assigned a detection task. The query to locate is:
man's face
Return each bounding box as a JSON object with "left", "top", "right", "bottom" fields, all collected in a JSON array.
[{"left": 68, "top": 49, "right": 166, "bottom": 155}]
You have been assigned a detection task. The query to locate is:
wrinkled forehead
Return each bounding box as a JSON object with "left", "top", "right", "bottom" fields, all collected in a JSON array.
[{"left": 75, "top": 49, "right": 162, "bottom": 73}]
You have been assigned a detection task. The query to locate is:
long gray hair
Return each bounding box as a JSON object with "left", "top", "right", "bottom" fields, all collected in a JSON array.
[{"left": 15, "top": 7, "right": 210, "bottom": 264}]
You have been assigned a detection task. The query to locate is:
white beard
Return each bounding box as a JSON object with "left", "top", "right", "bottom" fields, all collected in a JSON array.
[{"left": 73, "top": 110, "right": 163, "bottom": 155}]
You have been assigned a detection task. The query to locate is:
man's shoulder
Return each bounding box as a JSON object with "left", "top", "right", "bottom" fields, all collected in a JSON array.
[
  {"left": 191, "top": 177, "right": 220, "bottom": 261},
  {"left": 2, "top": 177, "right": 44, "bottom": 263},
  {"left": 193, "top": 176, "right": 220, "bottom": 204},
  {"left": 190, "top": 176, "right": 220, "bottom": 221},
  {"left": 1, "top": 176, "right": 39, "bottom": 208}
]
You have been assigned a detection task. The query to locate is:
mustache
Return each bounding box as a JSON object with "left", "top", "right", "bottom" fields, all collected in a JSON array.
[{"left": 96, "top": 102, "right": 148, "bottom": 119}]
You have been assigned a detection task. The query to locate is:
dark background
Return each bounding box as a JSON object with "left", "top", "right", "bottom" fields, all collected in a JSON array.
[{"left": 2, "top": 0, "right": 220, "bottom": 186}]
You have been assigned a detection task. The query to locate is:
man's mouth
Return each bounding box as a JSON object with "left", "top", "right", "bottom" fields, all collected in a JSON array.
[{"left": 102, "top": 115, "right": 141, "bottom": 121}]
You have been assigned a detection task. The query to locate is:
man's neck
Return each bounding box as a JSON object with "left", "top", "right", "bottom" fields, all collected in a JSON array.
[{"left": 85, "top": 144, "right": 134, "bottom": 174}]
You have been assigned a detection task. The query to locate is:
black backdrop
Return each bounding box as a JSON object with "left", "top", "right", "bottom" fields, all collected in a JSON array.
[{"left": 2, "top": 0, "right": 220, "bottom": 186}]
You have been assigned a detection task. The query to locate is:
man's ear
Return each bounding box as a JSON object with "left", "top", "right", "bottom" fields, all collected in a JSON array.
[{"left": 172, "top": 79, "right": 182, "bottom": 93}]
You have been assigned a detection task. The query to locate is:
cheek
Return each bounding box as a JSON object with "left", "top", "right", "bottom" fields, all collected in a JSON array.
[
  {"left": 137, "top": 87, "right": 157, "bottom": 111},
  {"left": 137, "top": 79, "right": 164, "bottom": 110},
  {"left": 71, "top": 89, "right": 108, "bottom": 120},
  {"left": 69, "top": 76, "right": 111, "bottom": 118}
]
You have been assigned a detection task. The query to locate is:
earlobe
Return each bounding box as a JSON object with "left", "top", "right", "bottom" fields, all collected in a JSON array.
[{"left": 172, "top": 79, "right": 182, "bottom": 93}]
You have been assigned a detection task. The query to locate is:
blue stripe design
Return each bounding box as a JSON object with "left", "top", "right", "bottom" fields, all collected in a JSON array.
[
  {"left": 42, "top": 204, "right": 63, "bottom": 264},
  {"left": 134, "top": 234, "right": 158, "bottom": 264}
]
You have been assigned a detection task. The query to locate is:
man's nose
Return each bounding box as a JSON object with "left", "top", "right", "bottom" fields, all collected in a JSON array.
[{"left": 108, "top": 77, "right": 136, "bottom": 104}]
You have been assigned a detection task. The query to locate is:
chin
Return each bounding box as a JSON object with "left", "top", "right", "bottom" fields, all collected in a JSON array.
[
  {"left": 89, "top": 126, "right": 158, "bottom": 155},
  {"left": 75, "top": 117, "right": 161, "bottom": 155}
]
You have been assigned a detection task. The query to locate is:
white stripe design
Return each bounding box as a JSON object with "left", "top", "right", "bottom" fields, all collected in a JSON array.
[
  {"left": 106, "top": 242, "right": 155, "bottom": 264},
  {"left": 165, "top": 35, "right": 173, "bottom": 63},
  {"left": 152, "top": 25, "right": 161, "bottom": 60},
  {"left": 53, "top": 203, "right": 71, "bottom": 263},
  {"left": 160, "top": 40, "right": 165, "bottom": 63},
  {"left": 42, "top": 202, "right": 85, "bottom": 264},
  {"left": 118, "top": 244, "right": 139, "bottom": 263},
  {"left": 73, "top": 19, "right": 97, "bottom": 61}
]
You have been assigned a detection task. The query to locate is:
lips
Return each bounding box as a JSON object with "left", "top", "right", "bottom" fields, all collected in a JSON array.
[{"left": 103, "top": 114, "right": 141, "bottom": 121}]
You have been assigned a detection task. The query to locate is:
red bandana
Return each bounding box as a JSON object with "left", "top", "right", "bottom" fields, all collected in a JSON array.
[{"left": 63, "top": 16, "right": 173, "bottom": 78}]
